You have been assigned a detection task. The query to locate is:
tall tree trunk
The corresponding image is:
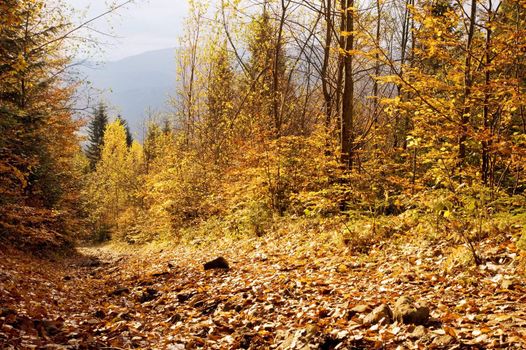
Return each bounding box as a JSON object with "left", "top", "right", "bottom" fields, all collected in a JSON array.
[
  {"left": 272, "top": 0, "right": 287, "bottom": 138},
  {"left": 372, "top": 0, "right": 381, "bottom": 125},
  {"left": 321, "top": 0, "right": 333, "bottom": 130},
  {"left": 482, "top": 0, "right": 493, "bottom": 185},
  {"left": 395, "top": 0, "right": 412, "bottom": 149},
  {"left": 458, "top": 0, "right": 477, "bottom": 170},
  {"left": 340, "top": 0, "right": 354, "bottom": 169},
  {"left": 335, "top": 0, "right": 344, "bottom": 133}
]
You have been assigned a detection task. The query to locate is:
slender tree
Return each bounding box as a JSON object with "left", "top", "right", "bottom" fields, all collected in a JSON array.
[
  {"left": 86, "top": 102, "right": 109, "bottom": 170},
  {"left": 116, "top": 115, "right": 133, "bottom": 147},
  {"left": 340, "top": 0, "right": 355, "bottom": 169}
]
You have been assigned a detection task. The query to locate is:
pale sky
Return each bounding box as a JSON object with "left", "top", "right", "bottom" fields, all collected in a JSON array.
[{"left": 68, "top": 0, "right": 188, "bottom": 61}]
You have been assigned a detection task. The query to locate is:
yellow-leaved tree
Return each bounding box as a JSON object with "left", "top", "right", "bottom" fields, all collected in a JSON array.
[{"left": 83, "top": 119, "right": 144, "bottom": 240}]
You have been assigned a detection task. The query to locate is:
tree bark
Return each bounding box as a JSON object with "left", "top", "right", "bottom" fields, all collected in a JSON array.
[
  {"left": 458, "top": 0, "right": 477, "bottom": 170},
  {"left": 340, "top": 0, "right": 354, "bottom": 169},
  {"left": 321, "top": 0, "right": 333, "bottom": 130}
]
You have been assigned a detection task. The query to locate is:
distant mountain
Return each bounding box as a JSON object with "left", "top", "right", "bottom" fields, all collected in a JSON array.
[{"left": 77, "top": 48, "right": 177, "bottom": 140}]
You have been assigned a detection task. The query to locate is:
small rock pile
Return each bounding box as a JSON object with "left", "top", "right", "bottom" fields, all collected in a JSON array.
[{"left": 362, "top": 296, "right": 430, "bottom": 326}]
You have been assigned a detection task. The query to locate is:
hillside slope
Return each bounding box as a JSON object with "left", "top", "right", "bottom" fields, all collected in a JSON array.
[{"left": 78, "top": 48, "right": 177, "bottom": 138}]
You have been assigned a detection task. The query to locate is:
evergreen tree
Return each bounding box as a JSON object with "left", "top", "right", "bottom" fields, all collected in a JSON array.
[
  {"left": 116, "top": 115, "right": 133, "bottom": 147},
  {"left": 0, "top": 0, "right": 83, "bottom": 240},
  {"left": 0, "top": 0, "right": 79, "bottom": 206},
  {"left": 86, "top": 102, "right": 109, "bottom": 170},
  {"left": 144, "top": 122, "right": 162, "bottom": 171}
]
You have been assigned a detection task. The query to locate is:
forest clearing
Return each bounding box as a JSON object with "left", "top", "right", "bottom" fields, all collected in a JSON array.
[{"left": 1, "top": 0, "right": 526, "bottom": 348}]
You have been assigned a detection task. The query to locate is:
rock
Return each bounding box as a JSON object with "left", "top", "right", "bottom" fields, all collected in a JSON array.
[
  {"left": 432, "top": 334, "right": 454, "bottom": 346},
  {"left": 363, "top": 304, "right": 392, "bottom": 325},
  {"left": 204, "top": 257, "right": 229, "bottom": 270},
  {"left": 263, "top": 304, "right": 275, "bottom": 313},
  {"left": 351, "top": 304, "right": 370, "bottom": 313},
  {"left": 43, "top": 322, "right": 60, "bottom": 336},
  {"left": 392, "top": 296, "right": 430, "bottom": 325},
  {"left": 348, "top": 304, "right": 370, "bottom": 319}
]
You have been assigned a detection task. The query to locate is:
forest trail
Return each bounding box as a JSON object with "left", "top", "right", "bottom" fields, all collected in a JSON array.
[
  {"left": 1, "top": 233, "right": 526, "bottom": 349},
  {"left": 2, "top": 0, "right": 525, "bottom": 348}
]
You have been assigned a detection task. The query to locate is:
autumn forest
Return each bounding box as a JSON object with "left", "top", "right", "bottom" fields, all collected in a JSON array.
[{"left": 1, "top": 0, "right": 526, "bottom": 348}]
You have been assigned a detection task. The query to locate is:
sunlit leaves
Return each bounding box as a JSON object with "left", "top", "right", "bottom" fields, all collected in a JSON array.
[{"left": 83, "top": 120, "right": 144, "bottom": 238}]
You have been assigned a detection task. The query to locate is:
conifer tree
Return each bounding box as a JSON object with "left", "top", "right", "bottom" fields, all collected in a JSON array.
[
  {"left": 0, "top": 0, "right": 84, "bottom": 240},
  {"left": 0, "top": 0, "right": 78, "bottom": 204},
  {"left": 116, "top": 115, "right": 133, "bottom": 147},
  {"left": 86, "top": 102, "right": 109, "bottom": 170},
  {"left": 144, "top": 122, "right": 163, "bottom": 172}
]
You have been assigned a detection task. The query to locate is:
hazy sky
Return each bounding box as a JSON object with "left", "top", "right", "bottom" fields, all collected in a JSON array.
[{"left": 69, "top": 0, "right": 188, "bottom": 61}]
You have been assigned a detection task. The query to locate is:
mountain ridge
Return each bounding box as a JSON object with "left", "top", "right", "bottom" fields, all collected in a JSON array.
[{"left": 78, "top": 47, "right": 177, "bottom": 139}]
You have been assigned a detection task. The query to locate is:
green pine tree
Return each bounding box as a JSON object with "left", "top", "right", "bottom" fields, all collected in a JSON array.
[{"left": 86, "top": 102, "right": 109, "bottom": 170}]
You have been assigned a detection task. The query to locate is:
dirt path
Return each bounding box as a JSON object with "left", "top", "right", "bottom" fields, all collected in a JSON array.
[{"left": 1, "top": 234, "right": 526, "bottom": 349}]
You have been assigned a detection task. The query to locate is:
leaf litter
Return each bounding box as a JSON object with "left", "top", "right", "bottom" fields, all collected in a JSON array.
[{"left": 1, "top": 231, "right": 525, "bottom": 349}]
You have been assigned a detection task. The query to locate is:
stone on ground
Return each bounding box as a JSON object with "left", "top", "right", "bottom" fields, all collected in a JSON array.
[
  {"left": 363, "top": 304, "right": 392, "bottom": 325},
  {"left": 392, "top": 296, "right": 430, "bottom": 325},
  {"left": 204, "top": 257, "right": 229, "bottom": 270}
]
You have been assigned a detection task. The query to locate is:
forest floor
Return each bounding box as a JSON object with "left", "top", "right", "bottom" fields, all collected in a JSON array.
[{"left": 1, "top": 228, "right": 526, "bottom": 349}]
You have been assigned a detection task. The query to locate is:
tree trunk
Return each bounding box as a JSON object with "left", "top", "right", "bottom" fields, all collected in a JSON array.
[
  {"left": 458, "top": 0, "right": 477, "bottom": 170},
  {"left": 340, "top": 0, "right": 354, "bottom": 169},
  {"left": 482, "top": 1, "right": 492, "bottom": 185},
  {"left": 321, "top": 0, "right": 333, "bottom": 130},
  {"left": 272, "top": 0, "right": 287, "bottom": 138},
  {"left": 373, "top": 0, "right": 381, "bottom": 125}
]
